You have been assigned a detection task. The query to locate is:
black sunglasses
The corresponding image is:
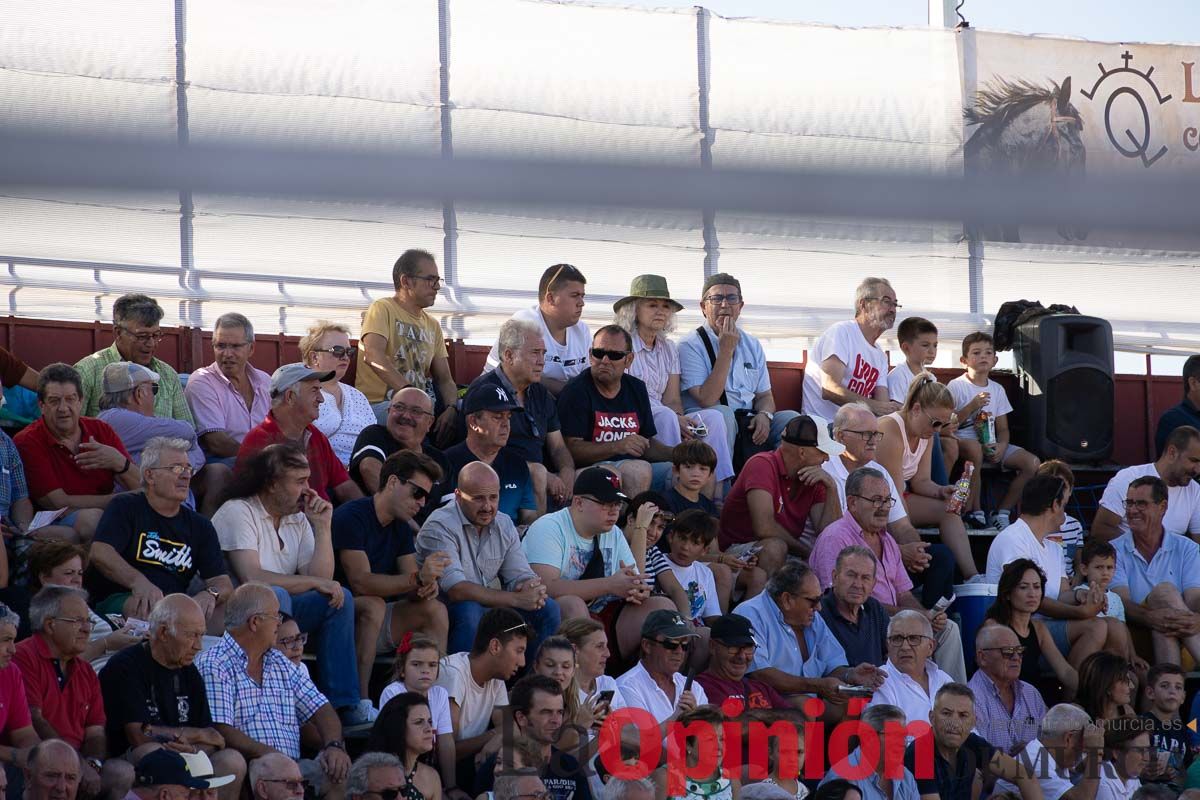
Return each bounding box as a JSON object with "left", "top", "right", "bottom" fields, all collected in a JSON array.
[
  {"left": 645, "top": 637, "right": 690, "bottom": 651},
  {"left": 591, "top": 348, "right": 629, "bottom": 361},
  {"left": 404, "top": 480, "right": 430, "bottom": 501}
]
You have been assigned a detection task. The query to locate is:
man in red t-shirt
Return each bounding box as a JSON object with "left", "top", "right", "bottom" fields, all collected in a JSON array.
[
  {"left": 237, "top": 364, "right": 363, "bottom": 505},
  {"left": 695, "top": 615, "right": 795, "bottom": 713},
  {"left": 13, "top": 363, "right": 141, "bottom": 543},
  {"left": 718, "top": 415, "right": 843, "bottom": 575}
]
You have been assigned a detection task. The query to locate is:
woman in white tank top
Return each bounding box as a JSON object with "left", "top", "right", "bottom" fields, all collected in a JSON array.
[{"left": 875, "top": 374, "right": 980, "bottom": 580}]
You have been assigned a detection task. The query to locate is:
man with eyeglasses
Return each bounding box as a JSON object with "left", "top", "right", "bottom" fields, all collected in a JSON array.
[
  {"left": 238, "top": 364, "right": 363, "bottom": 505},
  {"left": 445, "top": 384, "right": 538, "bottom": 526},
  {"left": 678, "top": 273, "right": 799, "bottom": 453},
  {"left": 968, "top": 625, "right": 1046, "bottom": 755},
  {"left": 811, "top": 467, "right": 965, "bottom": 681},
  {"left": 356, "top": 249, "right": 459, "bottom": 443},
  {"left": 349, "top": 387, "right": 451, "bottom": 515},
  {"left": 694, "top": 614, "right": 791, "bottom": 711},
  {"left": 99, "top": 595, "right": 246, "bottom": 800},
  {"left": 1110, "top": 475, "right": 1200, "bottom": 667},
  {"left": 865, "top": 610, "right": 954, "bottom": 727},
  {"left": 1093, "top": 424, "right": 1200, "bottom": 543},
  {"left": 343, "top": 753, "right": 411, "bottom": 800},
  {"left": 185, "top": 313, "right": 272, "bottom": 462},
  {"left": 14, "top": 587, "right": 108, "bottom": 797},
  {"left": 556, "top": 325, "right": 672, "bottom": 499},
  {"left": 97, "top": 362, "right": 230, "bottom": 518},
  {"left": 802, "top": 277, "right": 901, "bottom": 422},
  {"left": 419, "top": 461, "right": 559, "bottom": 656},
  {"left": 89, "top": 437, "right": 232, "bottom": 630},
  {"left": 333, "top": 450, "right": 451, "bottom": 655},
  {"left": 614, "top": 610, "right": 708, "bottom": 727},
  {"left": 248, "top": 753, "right": 304, "bottom": 800}
]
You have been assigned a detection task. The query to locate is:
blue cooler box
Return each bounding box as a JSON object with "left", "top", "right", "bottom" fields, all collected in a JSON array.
[{"left": 953, "top": 582, "right": 998, "bottom": 674}]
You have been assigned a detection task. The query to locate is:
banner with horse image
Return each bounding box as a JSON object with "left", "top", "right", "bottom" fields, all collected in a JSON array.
[{"left": 965, "top": 30, "right": 1200, "bottom": 251}]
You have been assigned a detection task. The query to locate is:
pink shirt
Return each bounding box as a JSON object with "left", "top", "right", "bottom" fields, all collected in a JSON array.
[
  {"left": 810, "top": 514, "right": 912, "bottom": 606},
  {"left": 185, "top": 362, "right": 273, "bottom": 442}
]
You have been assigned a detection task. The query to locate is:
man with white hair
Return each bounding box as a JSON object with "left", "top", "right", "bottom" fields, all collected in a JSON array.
[
  {"left": 601, "top": 777, "right": 657, "bottom": 800},
  {"left": 803, "top": 277, "right": 901, "bottom": 420},
  {"left": 343, "top": 752, "right": 404, "bottom": 800},
  {"left": 969, "top": 625, "right": 1046, "bottom": 756},
  {"left": 470, "top": 317, "right": 576, "bottom": 513},
  {"left": 98, "top": 594, "right": 246, "bottom": 800},
  {"left": 249, "top": 753, "right": 304, "bottom": 800},
  {"left": 88, "top": 437, "right": 233, "bottom": 629},
  {"left": 494, "top": 770, "right": 549, "bottom": 800},
  {"left": 993, "top": 703, "right": 1104, "bottom": 800},
  {"left": 866, "top": 611, "right": 953, "bottom": 734}
]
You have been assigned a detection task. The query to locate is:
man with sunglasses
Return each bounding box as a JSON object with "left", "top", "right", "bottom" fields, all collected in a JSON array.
[
  {"left": 356, "top": 249, "right": 459, "bottom": 444},
  {"left": 185, "top": 313, "right": 272, "bottom": 462},
  {"left": 811, "top": 468, "right": 965, "bottom": 682},
  {"left": 802, "top": 277, "right": 901, "bottom": 422},
  {"left": 678, "top": 273, "right": 799, "bottom": 453},
  {"left": 75, "top": 294, "right": 194, "bottom": 424},
  {"left": 97, "top": 362, "right": 230, "bottom": 518},
  {"left": 968, "top": 625, "right": 1046, "bottom": 756},
  {"left": 556, "top": 326, "right": 672, "bottom": 499},
  {"left": 349, "top": 388, "right": 451, "bottom": 518},
  {"left": 614, "top": 610, "right": 708, "bottom": 726}
]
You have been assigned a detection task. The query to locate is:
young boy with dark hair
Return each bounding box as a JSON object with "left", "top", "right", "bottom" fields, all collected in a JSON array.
[
  {"left": 1141, "top": 663, "right": 1189, "bottom": 790},
  {"left": 888, "top": 316, "right": 958, "bottom": 483},
  {"left": 665, "top": 440, "right": 719, "bottom": 516},
  {"left": 665, "top": 510, "right": 724, "bottom": 626},
  {"left": 1075, "top": 538, "right": 1125, "bottom": 621},
  {"left": 947, "top": 331, "right": 1041, "bottom": 530}
]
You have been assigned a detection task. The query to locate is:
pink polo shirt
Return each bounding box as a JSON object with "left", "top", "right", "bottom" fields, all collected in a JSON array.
[
  {"left": 809, "top": 514, "right": 912, "bottom": 606},
  {"left": 184, "top": 362, "right": 272, "bottom": 442}
]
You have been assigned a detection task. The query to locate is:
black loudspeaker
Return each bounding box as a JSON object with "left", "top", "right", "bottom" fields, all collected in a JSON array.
[{"left": 1013, "top": 314, "right": 1114, "bottom": 463}]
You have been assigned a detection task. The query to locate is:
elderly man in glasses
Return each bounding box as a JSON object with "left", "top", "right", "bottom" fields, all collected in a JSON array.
[
  {"left": 811, "top": 467, "right": 966, "bottom": 682},
  {"left": 615, "top": 610, "right": 709, "bottom": 728},
  {"left": 185, "top": 313, "right": 272, "bottom": 462},
  {"left": 556, "top": 325, "right": 673, "bottom": 498},
  {"left": 97, "top": 362, "right": 230, "bottom": 517},
  {"left": 865, "top": 610, "right": 953, "bottom": 728},
  {"left": 75, "top": 293, "right": 193, "bottom": 423},
  {"left": 968, "top": 625, "right": 1046, "bottom": 756},
  {"left": 88, "top": 437, "right": 233, "bottom": 629},
  {"left": 694, "top": 614, "right": 792, "bottom": 711},
  {"left": 249, "top": 753, "right": 306, "bottom": 800}
]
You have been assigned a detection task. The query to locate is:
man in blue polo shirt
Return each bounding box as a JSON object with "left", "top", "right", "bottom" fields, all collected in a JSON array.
[
  {"left": 1110, "top": 475, "right": 1200, "bottom": 666},
  {"left": 733, "top": 562, "right": 883, "bottom": 721},
  {"left": 445, "top": 383, "right": 538, "bottom": 526}
]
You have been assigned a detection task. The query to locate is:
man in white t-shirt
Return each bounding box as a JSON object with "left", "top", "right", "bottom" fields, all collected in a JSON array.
[
  {"left": 1092, "top": 424, "right": 1200, "bottom": 543},
  {"left": 485, "top": 264, "right": 590, "bottom": 395},
  {"left": 614, "top": 610, "right": 708, "bottom": 727},
  {"left": 993, "top": 703, "right": 1104, "bottom": 800},
  {"left": 435, "top": 607, "right": 529, "bottom": 761},
  {"left": 802, "top": 277, "right": 900, "bottom": 421},
  {"left": 984, "top": 474, "right": 1116, "bottom": 667}
]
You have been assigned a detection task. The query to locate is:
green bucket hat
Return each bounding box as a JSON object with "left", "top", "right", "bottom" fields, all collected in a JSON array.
[{"left": 612, "top": 274, "right": 684, "bottom": 314}]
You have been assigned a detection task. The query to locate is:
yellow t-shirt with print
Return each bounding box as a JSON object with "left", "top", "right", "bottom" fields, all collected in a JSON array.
[{"left": 354, "top": 297, "right": 447, "bottom": 403}]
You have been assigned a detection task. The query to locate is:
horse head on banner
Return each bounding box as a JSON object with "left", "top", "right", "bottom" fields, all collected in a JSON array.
[{"left": 964, "top": 76, "right": 1088, "bottom": 243}]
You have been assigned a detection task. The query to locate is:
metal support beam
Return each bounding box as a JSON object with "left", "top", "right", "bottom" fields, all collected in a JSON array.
[{"left": 696, "top": 6, "right": 719, "bottom": 279}]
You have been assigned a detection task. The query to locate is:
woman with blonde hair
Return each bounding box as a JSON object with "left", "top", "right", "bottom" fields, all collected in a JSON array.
[
  {"left": 876, "top": 374, "right": 978, "bottom": 580},
  {"left": 613, "top": 275, "right": 734, "bottom": 484},
  {"left": 299, "top": 320, "right": 376, "bottom": 466}
]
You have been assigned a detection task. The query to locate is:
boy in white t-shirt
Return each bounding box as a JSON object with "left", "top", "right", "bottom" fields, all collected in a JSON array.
[
  {"left": 664, "top": 510, "right": 723, "bottom": 626},
  {"left": 887, "top": 316, "right": 959, "bottom": 476},
  {"left": 947, "top": 331, "right": 1041, "bottom": 530}
]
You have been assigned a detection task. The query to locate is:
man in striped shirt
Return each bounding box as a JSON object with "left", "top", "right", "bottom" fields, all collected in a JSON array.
[{"left": 967, "top": 625, "right": 1046, "bottom": 756}]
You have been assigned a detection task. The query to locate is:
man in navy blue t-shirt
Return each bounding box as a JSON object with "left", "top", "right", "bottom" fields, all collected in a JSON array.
[{"left": 332, "top": 449, "right": 452, "bottom": 652}]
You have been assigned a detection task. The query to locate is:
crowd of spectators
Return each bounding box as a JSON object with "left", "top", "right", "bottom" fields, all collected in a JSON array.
[{"left": 0, "top": 256, "right": 1195, "bottom": 800}]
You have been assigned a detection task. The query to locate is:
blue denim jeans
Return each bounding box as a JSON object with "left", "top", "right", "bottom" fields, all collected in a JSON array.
[
  {"left": 446, "top": 597, "right": 561, "bottom": 657},
  {"left": 272, "top": 586, "right": 360, "bottom": 709}
]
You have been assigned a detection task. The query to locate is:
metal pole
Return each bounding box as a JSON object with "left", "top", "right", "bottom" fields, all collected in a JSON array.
[
  {"left": 696, "top": 6, "right": 718, "bottom": 280},
  {"left": 439, "top": 0, "right": 459, "bottom": 303},
  {"left": 174, "top": 0, "right": 198, "bottom": 327}
]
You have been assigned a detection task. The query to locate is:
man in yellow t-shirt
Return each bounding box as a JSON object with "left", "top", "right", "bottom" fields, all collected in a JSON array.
[{"left": 356, "top": 248, "right": 459, "bottom": 443}]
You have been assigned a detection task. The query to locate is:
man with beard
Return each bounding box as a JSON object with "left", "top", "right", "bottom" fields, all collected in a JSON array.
[
  {"left": 1093, "top": 425, "right": 1200, "bottom": 542},
  {"left": 904, "top": 683, "right": 1042, "bottom": 800},
  {"left": 348, "top": 387, "right": 450, "bottom": 517},
  {"left": 694, "top": 615, "right": 791, "bottom": 711},
  {"left": 678, "top": 273, "right": 799, "bottom": 451},
  {"left": 803, "top": 277, "right": 901, "bottom": 420}
]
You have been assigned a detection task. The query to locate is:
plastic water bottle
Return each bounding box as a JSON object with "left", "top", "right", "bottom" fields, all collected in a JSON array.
[{"left": 946, "top": 462, "right": 974, "bottom": 514}]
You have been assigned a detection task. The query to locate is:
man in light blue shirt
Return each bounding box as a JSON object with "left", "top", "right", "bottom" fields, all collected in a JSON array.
[
  {"left": 1110, "top": 474, "right": 1200, "bottom": 666},
  {"left": 733, "top": 562, "right": 884, "bottom": 719},
  {"left": 677, "top": 273, "right": 799, "bottom": 451},
  {"left": 819, "top": 703, "right": 922, "bottom": 800}
]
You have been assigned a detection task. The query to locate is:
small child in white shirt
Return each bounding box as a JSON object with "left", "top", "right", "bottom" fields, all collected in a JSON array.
[
  {"left": 1074, "top": 538, "right": 1125, "bottom": 622},
  {"left": 887, "top": 317, "right": 959, "bottom": 487}
]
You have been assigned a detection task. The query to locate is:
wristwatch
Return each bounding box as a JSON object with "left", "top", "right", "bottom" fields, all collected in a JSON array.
[
  {"left": 85, "top": 757, "right": 103, "bottom": 772},
  {"left": 757, "top": 411, "right": 774, "bottom": 421},
  {"left": 322, "top": 740, "right": 346, "bottom": 752}
]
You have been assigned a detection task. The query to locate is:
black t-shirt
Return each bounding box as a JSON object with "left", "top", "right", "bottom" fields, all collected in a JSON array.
[
  {"left": 90, "top": 493, "right": 225, "bottom": 600},
  {"left": 664, "top": 487, "right": 718, "bottom": 516},
  {"left": 475, "top": 747, "right": 591, "bottom": 800},
  {"left": 469, "top": 368, "right": 560, "bottom": 464},
  {"left": 348, "top": 425, "right": 451, "bottom": 521},
  {"left": 98, "top": 641, "right": 213, "bottom": 756},
  {"left": 904, "top": 731, "right": 995, "bottom": 800},
  {"left": 331, "top": 496, "right": 416, "bottom": 585},
  {"left": 556, "top": 369, "right": 656, "bottom": 455}
]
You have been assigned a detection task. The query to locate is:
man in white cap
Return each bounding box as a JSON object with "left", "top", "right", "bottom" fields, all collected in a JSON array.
[
  {"left": 97, "top": 362, "right": 229, "bottom": 517},
  {"left": 237, "top": 364, "right": 363, "bottom": 504}
]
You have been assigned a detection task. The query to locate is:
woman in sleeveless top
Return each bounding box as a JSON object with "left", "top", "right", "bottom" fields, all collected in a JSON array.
[
  {"left": 1078, "top": 652, "right": 1138, "bottom": 723},
  {"left": 983, "top": 558, "right": 1078, "bottom": 699},
  {"left": 875, "top": 374, "right": 979, "bottom": 580},
  {"left": 364, "top": 692, "right": 442, "bottom": 800}
]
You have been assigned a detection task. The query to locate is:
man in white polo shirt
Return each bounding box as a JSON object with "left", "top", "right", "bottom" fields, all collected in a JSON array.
[
  {"left": 993, "top": 703, "right": 1103, "bottom": 800},
  {"left": 1092, "top": 424, "right": 1200, "bottom": 543},
  {"left": 615, "top": 610, "right": 708, "bottom": 728},
  {"left": 865, "top": 610, "right": 952, "bottom": 727},
  {"left": 984, "top": 474, "right": 1114, "bottom": 668}
]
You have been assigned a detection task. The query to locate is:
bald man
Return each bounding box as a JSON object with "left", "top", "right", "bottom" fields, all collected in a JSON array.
[
  {"left": 417, "top": 461, "right": 560, "bottom": 655},
  {"left": 25, "top": 739, "right": 82, "bottom": 800}
]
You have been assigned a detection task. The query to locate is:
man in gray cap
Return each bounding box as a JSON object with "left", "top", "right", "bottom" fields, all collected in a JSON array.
[
  {"left": 677, "top": 273, "right": 800, "bottom": 452},
  {"left": 236, "top": 364, "right": 363, "bottom": 504},
  {"left": 614, "top": 609, "right": 708, "bottom": 726},
  {"left": 97, "top": 362, "right": 230, "bottom": 517}
]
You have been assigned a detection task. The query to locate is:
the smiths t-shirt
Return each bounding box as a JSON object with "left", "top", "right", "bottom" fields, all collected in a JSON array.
[
  {"left": 556, "top": 368, "right": 656, "bottom": 455},
  {"left": 91, "top": 492, "right": 226, "bottom": 599}
]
